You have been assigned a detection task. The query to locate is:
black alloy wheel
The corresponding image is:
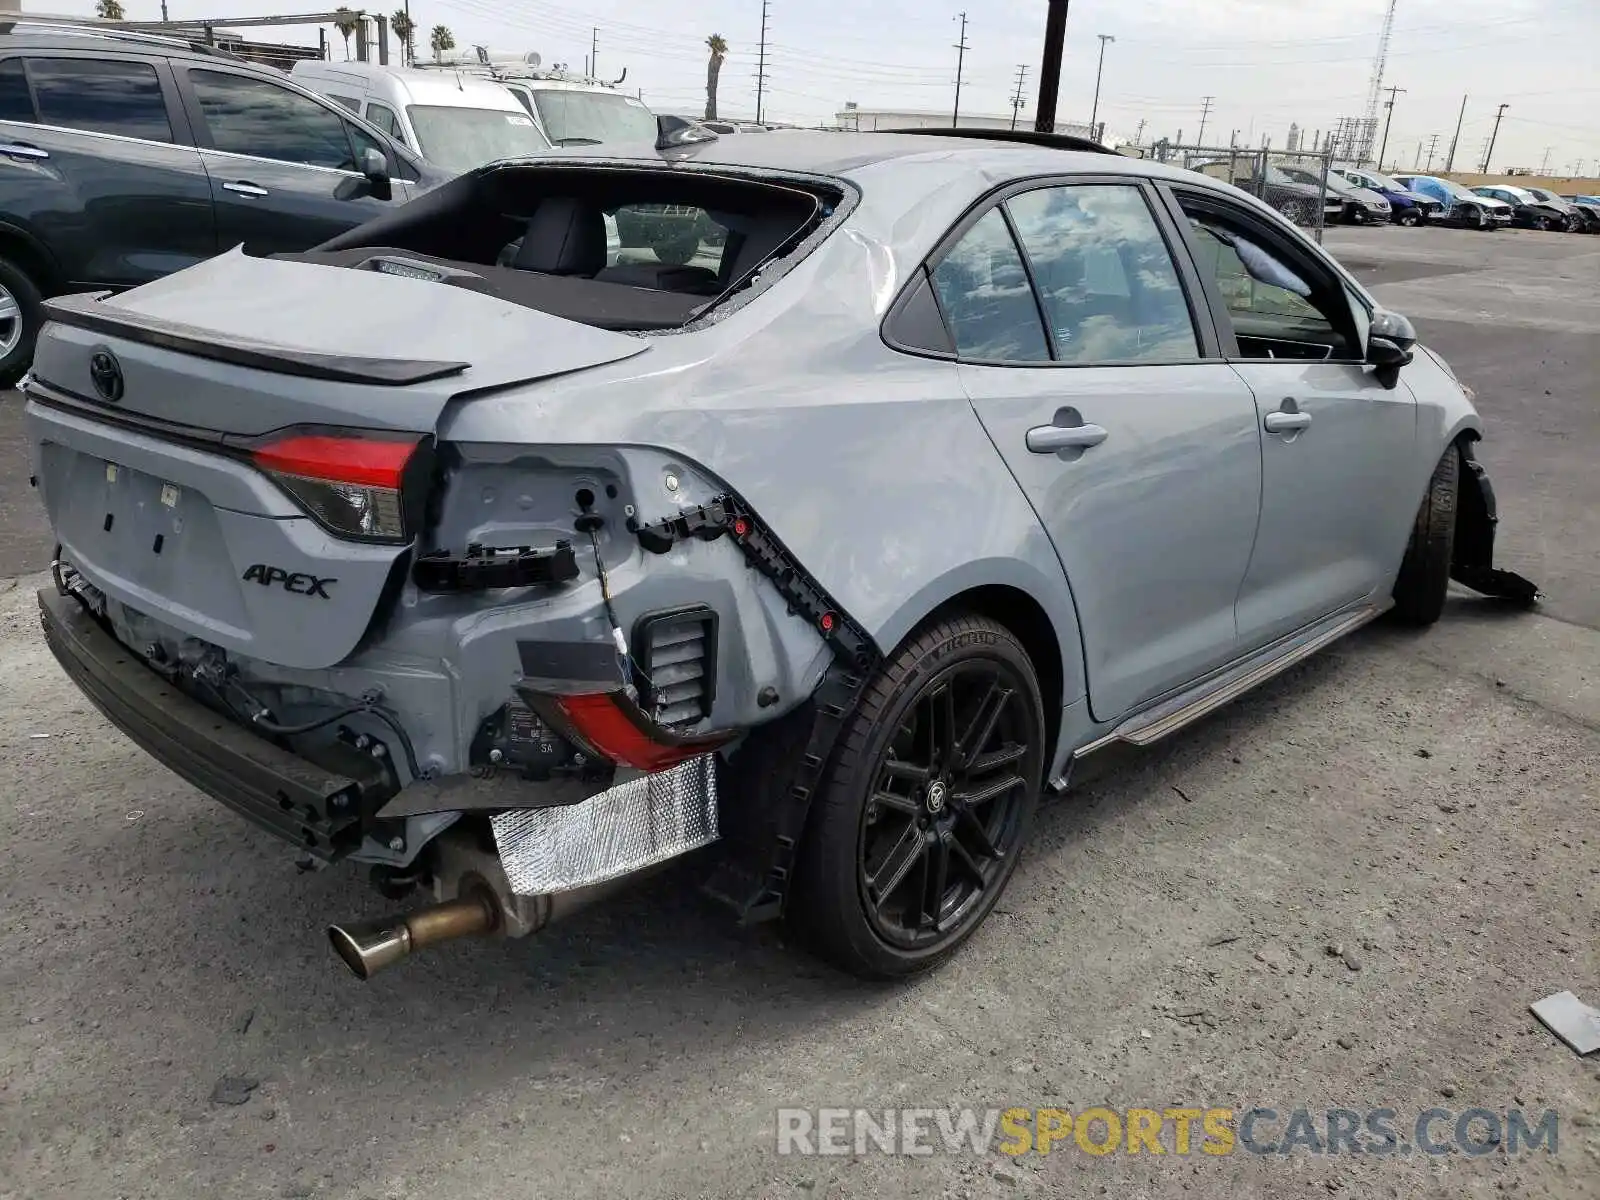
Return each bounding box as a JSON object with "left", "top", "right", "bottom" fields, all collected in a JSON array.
[
  {"left": 788, "top": 614, "right": 1046, "bottom": 979},
  {"left": 857, "top": 661, "right": 1038, "bottom": 952}
]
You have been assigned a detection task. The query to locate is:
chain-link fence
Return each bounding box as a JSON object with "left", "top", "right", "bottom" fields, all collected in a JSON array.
[{"left": 1137, "top": 142, "right": 1339, "bottom": 242}]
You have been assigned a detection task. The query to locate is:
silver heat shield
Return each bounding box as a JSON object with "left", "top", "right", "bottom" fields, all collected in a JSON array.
[{"left": 490, "top": 754, "right": 719, "bottom": 895}]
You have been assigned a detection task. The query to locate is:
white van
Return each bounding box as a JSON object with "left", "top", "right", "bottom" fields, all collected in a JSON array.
[
  {"left": 289, "top": 61, "right": 552, "bottom": 175},
  {"left": 417, "top": 52, "right": 658, "bottom": 147}
]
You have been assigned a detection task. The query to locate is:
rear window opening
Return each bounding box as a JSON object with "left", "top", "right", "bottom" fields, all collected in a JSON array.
[{"left": 280, "top": 163, "right": 845, "bottom": 332}]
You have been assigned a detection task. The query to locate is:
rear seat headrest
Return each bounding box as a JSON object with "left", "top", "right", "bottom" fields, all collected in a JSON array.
[{"left": 513, "top": 197, "right": 606, "bottom": 276}]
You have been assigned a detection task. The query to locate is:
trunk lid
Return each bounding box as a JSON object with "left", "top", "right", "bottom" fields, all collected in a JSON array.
[{"left": 27, "top": 248, "right": 650, "bottom": 669}]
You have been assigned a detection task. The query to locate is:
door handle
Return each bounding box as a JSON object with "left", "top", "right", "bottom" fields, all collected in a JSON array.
[
  {"left": 0, "top": 142, "right": 49, "bottom": 160},
  {"left": 1263, "top": 411, "right": 1313, "bottom": 434},
  {"left": 1026, "top": 422, "right": 1109, "bottom": 454},
  {"left": 222, "top": 181, "right": 269, "bottom": 197}
]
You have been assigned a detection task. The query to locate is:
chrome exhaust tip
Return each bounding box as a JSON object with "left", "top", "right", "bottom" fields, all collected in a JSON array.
[{"left": 327, "top": 889, "right": 499, "bottom": 981}]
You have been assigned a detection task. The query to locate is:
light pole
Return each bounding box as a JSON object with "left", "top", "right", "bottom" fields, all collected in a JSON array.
[{"left": 1089, "top": 33, "right": 1115, "bottom": 140}]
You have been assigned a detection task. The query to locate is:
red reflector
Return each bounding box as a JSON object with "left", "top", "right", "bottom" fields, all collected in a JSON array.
[
  {"left": 554, "top": 692, "right": 727, "bottom": 773},
  {"left": 252, "top": 435, "right": 418, "bottom": 488},
  {"left": 732, "top": 518, "right": 749, "bottom": 537}
]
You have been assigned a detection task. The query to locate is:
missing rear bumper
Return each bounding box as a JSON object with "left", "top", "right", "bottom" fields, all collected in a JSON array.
[{"left": 1452, "top": 441, "right": 1542, "bottom": 606}]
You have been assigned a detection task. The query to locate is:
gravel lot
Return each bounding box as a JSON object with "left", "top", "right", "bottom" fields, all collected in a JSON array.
[{"left": 2, "top": 225, "right": 1597, "bottom": 1200}]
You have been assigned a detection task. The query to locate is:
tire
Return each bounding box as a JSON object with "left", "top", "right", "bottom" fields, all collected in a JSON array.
[
  {"left": 1397, "top": 209, "right": 1421, "bottom": 227},
  {"left": 787, "top": 614, "right": 1046, "bottom": 979},
  {"left": 651, "top": 231, "right": 700, "bottom": 266},
  {"left": 1535, "top": 215, "right": 1554, "bottom": 232},
  {"left": 1350, "top": 206, "right": 1367, "bottom": 225},
  {"left": 0, "top": 254, "right": 44, "bottom": 389},
  {"left": 1470, "top": 207, "right": 1488, "bottom": 231},
  {"left": 1391, "top": 444, "right": 1460, "bottom": 627}
]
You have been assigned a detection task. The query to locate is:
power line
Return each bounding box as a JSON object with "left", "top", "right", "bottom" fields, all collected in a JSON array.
[{"left": 952, "top": 11, "right": 969, "bottom": 127}]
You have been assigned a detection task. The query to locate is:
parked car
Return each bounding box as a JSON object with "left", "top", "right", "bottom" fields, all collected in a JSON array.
[
  {"left": 415, "top": 51, "right": 658, "bottom": 148},
  {"left": 1332, "top": 165, "right": 1443, "bottom": 225},
  {"left": 26, "top": 129, "right": 1536, "bottom": 983},
  {"left": 1558, "top": 194, "right": 1600, "bottom": 232},
  {"left": 289, "top": 60, "right": 552, "bottom": 175},
  {"left": 1276, "top": 164, "right": 1390, "bottom": 224},
  {"left": 0, "top": 23, "right": 443, "bottom": 386},
  {"left": 1470, "top": 184, "right": 1576, "bottom": 232},
  {"left": 1194, "top": 159, "right": 1343, "bottom": 226},
  {"left": 1390, "top": 175, "right": 1511, "bottom": 229},
  {"left": 1520, "top": 186, "right": 1595, "bottom": 232}
]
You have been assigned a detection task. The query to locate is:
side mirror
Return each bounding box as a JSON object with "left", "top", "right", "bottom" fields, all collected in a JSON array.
[
  {"left": 362, "top": 147, "right": 390, "bottom": 185},
  {"left": 1367, "top": 309, "right": 1415, "bottom": 388}
]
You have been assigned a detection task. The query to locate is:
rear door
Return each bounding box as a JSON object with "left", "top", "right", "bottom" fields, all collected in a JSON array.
[
  {"left": 1164, "top": 186, "right": 1417, "bottom": 651},
  {"left": 0, "top": 51, "right": 215, "bottom": 288},
  {"left": 923, "top": 178, "right": 1264, "bottom": 723},
  {"left": 175, "top": 65, "right": 408, "bottom": 256}
]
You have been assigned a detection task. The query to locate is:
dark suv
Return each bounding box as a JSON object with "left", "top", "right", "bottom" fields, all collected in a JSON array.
[{"left": 0, "top": 24, "right": 445, "bottom": 385}]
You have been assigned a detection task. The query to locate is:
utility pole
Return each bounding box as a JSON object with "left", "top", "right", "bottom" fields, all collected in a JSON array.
[
  {"left": 1443, "top": 94, "right": 1467, "bottom": 173},
  {"left": 1089, "top": 33, "right": 1114, "bottom": 138},
  {"left": 951, "top": 12, "right": 969, "bottom": 127},
  {"left": 1481, "top": 102, "right": 1508, "bottom": 172},
  {"left": 1376, "top": 85, "right": 1405, "bottom": 169},
  {"left": 1034, "top": 0, "right": 1069, "bottom": 133},
  {"left": 590, "top": 27, "right": 597, "bottom": 80},
  {"left": 1197, "top": 95, "right": 1214, "bottom": 145},
  {"left": 1539, "top": 146, "right": 1553, "bottom": 175},
  {"left": 754, "top": 0, "right": 770, "bottom": 125},
  {"left": 1009, "top": 64, "right": 1029, "bottom": 131},
  {"left": 1423, "top": 133, "right": 1441, "bottom": 172},
  {"left": 1134, "top": 117, "right": 1146, "bottom": 145},
  {"left": 1414, "top": 139, "right": 1424, "bottom": 170}
]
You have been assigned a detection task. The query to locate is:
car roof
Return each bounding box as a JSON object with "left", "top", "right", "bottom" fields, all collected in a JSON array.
[
  {"left": 549, "top": 130, "right": 1193, "bottom": 185},
  {"left": 291, "top": 61, "right": 524, "bottom": 109}
]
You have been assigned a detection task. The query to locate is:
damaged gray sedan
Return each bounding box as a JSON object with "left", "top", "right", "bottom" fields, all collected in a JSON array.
[{"left": 23, "top": 128, "right": 1537, "bottom": 981}]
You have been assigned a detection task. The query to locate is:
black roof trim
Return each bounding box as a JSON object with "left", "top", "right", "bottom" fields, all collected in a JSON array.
[
  {"left": 873, "top": 127, "right": 1121, "bottom": 156},
  {"left": 43, "top": 292, "right": 468, "bottom": 386},
  {"left": 0, "top": 21, "right": 246, "bottom": 61}
]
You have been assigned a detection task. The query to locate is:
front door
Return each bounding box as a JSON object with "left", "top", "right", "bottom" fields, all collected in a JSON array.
[
  {"left": 931, "top": 181, "right": 1264, "bottom": 723},
  {"left": 1168, "top": 188, "right": 1418, "bottom": 650},
  {"left": 178, "top": 66, "right": 406, "bottom": 257}
]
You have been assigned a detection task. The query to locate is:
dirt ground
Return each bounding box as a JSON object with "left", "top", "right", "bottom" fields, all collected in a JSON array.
[{"left": 1, "top": 226, "right": 1597, "bottom": 1199}]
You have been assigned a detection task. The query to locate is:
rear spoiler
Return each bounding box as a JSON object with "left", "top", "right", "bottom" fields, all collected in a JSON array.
[{"left": 42, "top": 292, "right": 470, "bottom": 387}]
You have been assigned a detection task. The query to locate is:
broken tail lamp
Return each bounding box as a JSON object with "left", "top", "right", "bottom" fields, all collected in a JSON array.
[
  {"left": 525, "top": 687, "right": 732, "bottom": 774},
  {"left": 250, "top": 432, "right": 428, "bottom": 543}
]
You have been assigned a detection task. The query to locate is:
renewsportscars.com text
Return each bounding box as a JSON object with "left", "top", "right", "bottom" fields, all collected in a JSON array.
[{"left": 776, "top": 1106, "right": 1560, "bottom": 1158}]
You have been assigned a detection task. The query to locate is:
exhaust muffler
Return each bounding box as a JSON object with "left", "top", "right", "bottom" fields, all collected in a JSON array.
[{"left": 328, "top": 888, "right": 500, "bottom": 980}]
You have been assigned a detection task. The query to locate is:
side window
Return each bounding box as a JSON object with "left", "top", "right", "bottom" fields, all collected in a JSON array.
[
  {"left": 27, "top": 58, "right": 173, "bottom": 143},
  {"left": 0, "top": 59, "right": 36, "bottom": 122},
  {"left": 344, "top": 118, "right": 383, "bottom": 163},
  {"left": 1181, "top": 202, "right": 1357, "bottom": 361},
  {"left": 1005, "top": 184, "right": 1198, "bottom": 364},
  {"left": 928, "top": 208, "right": 1050, "bottom": 363},
  {"left": 189, "top": 70, "right": 357, "bottom": 171},
  {"left": 325, "top": 93, "right": 360, "bottom": 113},
  {"left": 364, "top": 102, "right": 403, "bottom": 142}
]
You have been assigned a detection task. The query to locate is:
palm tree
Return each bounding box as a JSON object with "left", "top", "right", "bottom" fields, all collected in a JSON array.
[
  {"left": 333, "top": 6, "right": 360, "bottom": 60},
  {"left": 429, "top": 24, "right": 455, "bottom": 62},
  {"left": 390, "top": 8, "right": 416, "bottom": 66},
  {"left": 94, "top": 0, "right": 126, "bottom": 18},
  {"left": 705, "top": 34, "right": 728, "bottom": 122}
]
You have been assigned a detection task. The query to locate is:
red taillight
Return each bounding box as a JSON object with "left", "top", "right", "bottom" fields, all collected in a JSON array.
[
  {"left": 554, "top": 691, "right": 729, "bottom": 773},
  {"left": 251, "top": 433, "right": 421, "bottom": 543},
  {"left": 252, "top": 435, "right": 418, "bottom": 489}
]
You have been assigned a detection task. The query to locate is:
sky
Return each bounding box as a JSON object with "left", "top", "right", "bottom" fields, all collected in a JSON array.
[{"left": 44, "top": 0, "right": 1600, "bottom": 175}]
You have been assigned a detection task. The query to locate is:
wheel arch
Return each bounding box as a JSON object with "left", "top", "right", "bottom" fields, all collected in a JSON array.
[
  {"left": 874, "top": 556, "right": 1088, "bottom": 776},
  {"left": 0, "top": 221, "right": 63, "bottom": 293}
]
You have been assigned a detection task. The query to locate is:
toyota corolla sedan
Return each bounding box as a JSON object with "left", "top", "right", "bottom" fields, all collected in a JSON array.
[{"left": 24, "top": 128, "right": 1537, "bottom": 983}]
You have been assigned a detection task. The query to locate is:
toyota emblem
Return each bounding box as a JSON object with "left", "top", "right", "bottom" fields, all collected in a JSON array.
[{"left": 89, "top": 349, "right": 124, "bottom": 403}]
